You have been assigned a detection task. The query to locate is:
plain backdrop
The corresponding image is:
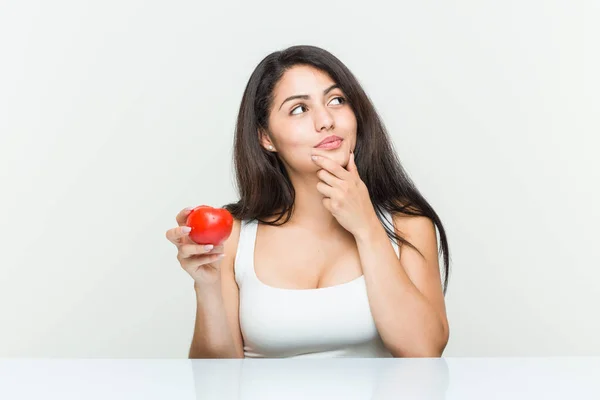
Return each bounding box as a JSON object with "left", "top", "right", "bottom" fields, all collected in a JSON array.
[{"left": 1, "top": 0, "right": 598, "bottom": 358}]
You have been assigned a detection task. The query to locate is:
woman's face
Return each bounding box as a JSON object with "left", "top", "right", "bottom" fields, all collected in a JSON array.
[{"left": 261, "top": 65, "right": 357, "bottom": 173}]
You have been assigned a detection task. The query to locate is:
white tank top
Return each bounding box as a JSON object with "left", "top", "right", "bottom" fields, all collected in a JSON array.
[{"left": 234, "top": 209, "right": 399, "bottom": 358}]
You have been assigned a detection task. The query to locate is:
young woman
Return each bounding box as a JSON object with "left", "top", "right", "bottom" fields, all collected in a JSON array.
[{"left": 166, "top": 45, "right": 451, "bottom": 358}]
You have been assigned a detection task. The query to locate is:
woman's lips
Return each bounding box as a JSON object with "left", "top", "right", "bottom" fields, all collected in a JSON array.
[{"left": 315, "top": 139, "right": 343, "bottom": 150}]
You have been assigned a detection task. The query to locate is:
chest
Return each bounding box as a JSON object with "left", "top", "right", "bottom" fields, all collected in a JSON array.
[{"left": 253, "top": 224, "right": 363, "bottom": 290}]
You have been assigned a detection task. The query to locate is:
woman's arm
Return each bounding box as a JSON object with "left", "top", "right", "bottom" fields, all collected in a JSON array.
[
  {"left": 354, "top": 214, "right": 449, "bottom": 357},
  {"left": 189, "top": 219, "right": 245, "bottom": 358}
]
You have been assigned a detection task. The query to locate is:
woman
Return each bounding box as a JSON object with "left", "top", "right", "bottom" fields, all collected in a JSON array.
[{"left": 166, "top": 45, "right": 451, "bottom": 358}]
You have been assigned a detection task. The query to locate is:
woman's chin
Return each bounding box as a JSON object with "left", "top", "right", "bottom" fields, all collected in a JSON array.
[{"left": 307, "top": 147, "right": 350, "bottom": 170}]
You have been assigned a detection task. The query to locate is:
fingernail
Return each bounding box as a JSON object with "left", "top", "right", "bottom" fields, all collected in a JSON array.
[
  {"left": 182, "top": 226, "right": 191, "bottom": 233},
  {"left": 204, "top": 244, "right": 214, "bottom": 251},
  {"left": 184, "top": 207, "right": 195, "bottom": 213},
  {"left": 311, "top": 155, "right": 320, "bottom": 161}
]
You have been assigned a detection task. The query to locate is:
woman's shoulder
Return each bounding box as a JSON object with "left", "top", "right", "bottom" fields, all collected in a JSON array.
[
  {"left": 229, "top": 217, "right": 244, "bottom": 244},
  {"left": 221, "top": 218, "right": 243, "bottom": 272}
]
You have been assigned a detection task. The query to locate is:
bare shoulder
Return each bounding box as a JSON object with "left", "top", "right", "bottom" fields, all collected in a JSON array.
[
  {"left": 391, "top": 212, "right": 436, "bottom": 237},
  {"left": 224, "top": 218, "right": 242, "bottom": 249},
  {"left": 221, "top": 218, "right": 242, "bottom": 276},
  {"left": 390, "top": 212, "right": 438, "bottom": 262}
]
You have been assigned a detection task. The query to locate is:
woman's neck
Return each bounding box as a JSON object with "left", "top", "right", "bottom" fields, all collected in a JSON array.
[{"left": 283, "top": 173, "right": 348, "bottom": 236}]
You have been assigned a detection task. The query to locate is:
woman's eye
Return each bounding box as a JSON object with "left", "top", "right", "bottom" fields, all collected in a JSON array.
[
  {"left": 290, "top": 104, "right": 307, "bottom": 115},
  {"left": 329, "top": 96, "right": 346, "bottom": 106},
  {"left": 289, "top": 97, "right": 346, "bottom": 116}
]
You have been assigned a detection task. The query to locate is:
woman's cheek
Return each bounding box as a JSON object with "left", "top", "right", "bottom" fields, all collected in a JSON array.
[{"left": 283, "top": 131, "right": 307, "bottom": 149}]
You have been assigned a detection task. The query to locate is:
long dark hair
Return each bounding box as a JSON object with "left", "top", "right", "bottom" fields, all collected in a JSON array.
[{"left": 222, "top": 45, "right": 451, "bottom": 294}]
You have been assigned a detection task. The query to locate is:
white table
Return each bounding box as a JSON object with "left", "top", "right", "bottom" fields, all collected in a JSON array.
[{"left": 1, "top": 357, "right": 599, "bottom": 399}]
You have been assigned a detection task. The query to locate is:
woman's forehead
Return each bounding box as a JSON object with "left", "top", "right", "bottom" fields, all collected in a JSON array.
[{"left": 275, "top": 65, "right": 336, "bottom": 95}]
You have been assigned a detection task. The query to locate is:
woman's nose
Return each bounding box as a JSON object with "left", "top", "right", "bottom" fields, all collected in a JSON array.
[{"left": 315, "top": 108, "right": 334, "bottom": 131}]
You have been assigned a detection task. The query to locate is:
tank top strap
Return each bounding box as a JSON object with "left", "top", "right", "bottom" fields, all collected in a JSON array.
[
  {"left": 233, "top": 211, "right": 399, "bottom": 287},
  {"left": 234, "top": 218, "right": 258, "bottom": 287}
]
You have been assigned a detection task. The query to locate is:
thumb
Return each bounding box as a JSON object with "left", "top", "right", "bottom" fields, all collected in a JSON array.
[{"left": 347, "top": 150, "right": 357, "bottom": 172}]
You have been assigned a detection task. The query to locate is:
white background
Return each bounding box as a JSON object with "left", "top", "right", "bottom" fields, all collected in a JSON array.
[{"left": 1, "top": 0, "right": 598, "bottom": 357}]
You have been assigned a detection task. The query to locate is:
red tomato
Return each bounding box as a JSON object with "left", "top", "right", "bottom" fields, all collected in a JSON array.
[{"left": 186, "top": 205, "right": 234, "bottom": 245}]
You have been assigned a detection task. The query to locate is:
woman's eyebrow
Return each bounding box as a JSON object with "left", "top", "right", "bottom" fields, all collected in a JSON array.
[{"left": 278, "top": 84, "right": 340, "bottom": 111}]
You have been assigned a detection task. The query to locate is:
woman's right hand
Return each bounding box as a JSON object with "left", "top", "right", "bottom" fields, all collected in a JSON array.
[{"left": 165, "top": 207, "right": 226, "bottom": 286}]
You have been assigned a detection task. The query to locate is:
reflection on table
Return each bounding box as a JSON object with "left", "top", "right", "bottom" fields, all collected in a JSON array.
[
  {"left": 191, "top": 357, "right": 449, "bottom": 399},
  {"left": 0, "top": 357, "right": 599, "bottom": 399}
]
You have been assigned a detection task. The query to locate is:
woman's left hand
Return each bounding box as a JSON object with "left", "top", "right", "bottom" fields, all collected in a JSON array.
[{"left": 311, "top": 151, "right": 378, "bottom": 237}]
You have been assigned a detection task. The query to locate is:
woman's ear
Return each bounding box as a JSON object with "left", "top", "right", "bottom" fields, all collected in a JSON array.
[{"left": 258, "top": 128, "right": 275, "bottom": 152}]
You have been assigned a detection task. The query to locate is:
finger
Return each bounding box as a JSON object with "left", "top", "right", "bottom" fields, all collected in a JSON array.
[
  {"left": 192, "top": 244, "right": 225, "bottom": 256},
  {"left": 311, "top": 155, "right": 349, "bottom": 180},
  {"left": 180, "top": 253, "right": 226, "bottom": 270},
  {"left": 207, "top": 244, "right": 225, "bottom": 253},
  {"left": 166, "top": 226, "right": 193, "bottom": 246},
  {"left": 347, "top": 150, "right": 358, "bottom": 173},
  {"left": 322, "top": 197, "right": 332, "bottom": 213},
  {"left": 179, "top": 243, "right": 217, "bottom": 258},
  {"left": 317, "top": 168, "right": 341, "bottom": 188},
  {"left": 316, "top": 181, "right": 336, "bottom": 198},
  {"left": 176, "top": 206, "right": 196, "bottom": 226}
]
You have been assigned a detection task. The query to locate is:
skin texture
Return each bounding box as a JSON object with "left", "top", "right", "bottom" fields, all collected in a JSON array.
[
  {"left": 255, "top": 65, "right": 448, "bottom": 356},
  {"left": 259, "top": 64, "right": 358, "bottom": 235},
  {"left": 180, "top": 64, "right": 449, "bottom": 358},
  {"left": 254, "top": 64, "right": 367, "bottom": 290}
]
